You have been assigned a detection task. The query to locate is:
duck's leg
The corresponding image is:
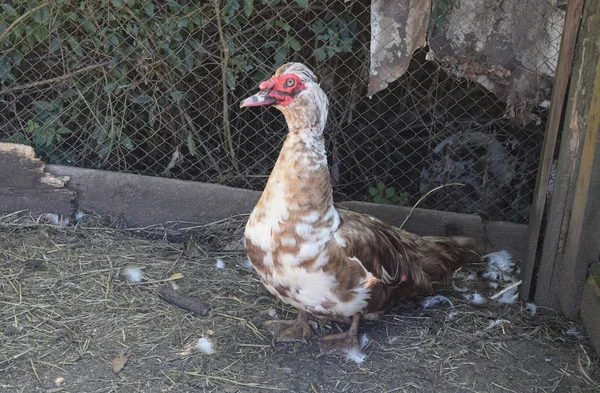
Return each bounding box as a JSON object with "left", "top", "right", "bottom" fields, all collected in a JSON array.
[
  {"left": 317, "top": 313, "right": 361, "bottom": 355},
  {"left": 264, "top": 309, "right": 312, "bottom": 342}
]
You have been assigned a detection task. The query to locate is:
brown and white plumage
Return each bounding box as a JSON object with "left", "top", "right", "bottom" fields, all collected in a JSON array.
[{"left": 241, "top": 63, "right": 478, "bottom": 354}]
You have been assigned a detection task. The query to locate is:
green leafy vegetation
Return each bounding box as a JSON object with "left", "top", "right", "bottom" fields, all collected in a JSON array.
[
  {"left": 369, "top": 181, "right": 409, "bottom": 206},
  {"left": 0, "top": 0, "right": 359, "bottom": 169}
]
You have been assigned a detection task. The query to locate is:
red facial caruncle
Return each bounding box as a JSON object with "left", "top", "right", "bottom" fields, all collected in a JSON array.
[
  {"left": 259, "top": 74, "right": 307, "bottom": 106},
  {"left": 240, "top": 74, "right": 307, "bottom": 108}
]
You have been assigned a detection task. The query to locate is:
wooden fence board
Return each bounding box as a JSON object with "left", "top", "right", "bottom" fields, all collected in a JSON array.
[
  {"left": 521, "top": 0, "right": 584, "bottom": 301},
  {"left": 534, "top": 0, "right": 600, "bottom": 315}
]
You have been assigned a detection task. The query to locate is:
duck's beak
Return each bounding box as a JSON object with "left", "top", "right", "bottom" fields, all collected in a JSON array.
[{"left": 240, "top": 90, "right": 277, "bottom": 108}]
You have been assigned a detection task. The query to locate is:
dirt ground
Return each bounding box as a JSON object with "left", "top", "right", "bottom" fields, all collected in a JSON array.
[{"left": 1, "top": 213, "right": 599, "bottom": 393}]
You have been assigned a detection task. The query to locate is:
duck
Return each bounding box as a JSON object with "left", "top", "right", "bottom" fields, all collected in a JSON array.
[{"left": 240, "top": 62, "right": 478, "bottom": 355}]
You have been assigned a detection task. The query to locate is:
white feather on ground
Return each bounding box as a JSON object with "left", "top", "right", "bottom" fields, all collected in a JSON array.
[
  {"left": 485, "top": 250, "right": 514, "bottom": 271},
  {"left": 238, "top": 259, "right": 254, "bottom": 270},
  {"left": 359, "top": 334, "right": 370, "bottom": 350},
  {"left": 343, "top": 346, "right": 366, "bottom": 365},
  {"left": 37, "top": 213, "right": 69, "bottom": 227},
  {"left": 267, "top": 308, "right": 278, "bottom": 318},
  {"left": 526, "top": 302, "right": 537, "bottom": 316},
  {"left": 423, "top": 295, "right": 454, "bottom": 309},
  {"left": 566, "top": 327, "right": 585, "bottom": 341},
  {"left": 496, "top": 286, "right": 519, "bottom": 304},
  {"left": 482, "top": 250, "right": 516, "bottom": 282},
  {"left": 452, "top": 282, "right": 469, "bottom": 293},
  {"left": 215, "top": 259, "right": 225, "bottom": 270},
  {"left": 463, "top": 292, "right": 487, "bottom": 305},
  {"left": 120, "top": 264, "right": 143, "bottom": 283},
  {"left": 486, "top": 319, "right": 511, "bottom": 330},
  {"left": 196, "top": 337, "right": 216, "bottom": 354},
  {"left": 74, "top": 211, "right": 85, "bottom": 223}
]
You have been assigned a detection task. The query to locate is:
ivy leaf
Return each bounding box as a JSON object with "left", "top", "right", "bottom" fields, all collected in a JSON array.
[
  {"left": 104, "top": 80, "right": 118, "bottom": 95},
  {"left": 187, "top": 133, "right": 197, "bottom": 156},
  {"left": 81, "top": 20, "right": 96, "bottom": 33},
  {"left": 376, "top": 181, "right": 385, "bottom": 192},
  {"left": 108, "top": 34, "right": 120, "bottom": 47},
  {"left": 112, "top": 0, "right": 124, "bottom": 8},
  {"left": 148, "top": 104, "right": 157, "bottom": 128},
  {"left": 119, "top": 136, "right": 134, "bottom": 151},
  {"left": 33, "top": 25, "right": 49, "bottom": 42},
  {"left": 226, "top": 68, "right": 236, "bottom": 90},
  {"left": 275, "top": 20, "right": 291, "bottom": 32},
  {"left": 169, "top": 1, "right": 182, "bottom": 12},
  {"left": 1, "top": 4, "right": 18, "bottom": 17},
  {"left": 295, "top": 0, "right": 309, "bottom": 8},
  {"left": 170, "top": 90, "right": 183, "bottom": 104},
  {"left": 67, "top": 36, "right": 83, "bottom": 57},
  {"left": 108, "top": 55, "right": 120, "bottom": 69},
  {"left": 368, "top": 187, "right": 379, "bottom": 197},
  {"left": 273, "top": 46, "right": 288, "bottom": 67},
  {"left": 288, "top": 36, "right": 301, "bottom": 51},
  {"left": 177, "top": 18, "right": 189, "bottom": 28},
  {"left": 12, "top": 50, "right": 22, "bottom": 67},
  {"left": 373, "top": 195, "right": 385, "bottom": 204},
  {"left": 132, "top": 95, "right": 152, "bottom": 105},
  {"left": 33, "top": 100, "right": 60, "bottom": 112},
  {"left": 244, "top": 0, "right": 253, "bottom": 18},
  {"left": 188, "top": 40, "right": 209, "bottom": 54},
  {"left": 385, "top": 187, "right": 396, "bottom": 198},
  {"left": 313, "top": 47, "right": 327, "bottom": 62},
  {"left": 143, "top": 3, "right": 155, "bottom": 17}
]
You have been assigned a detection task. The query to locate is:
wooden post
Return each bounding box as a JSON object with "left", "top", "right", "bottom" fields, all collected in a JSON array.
[
  {"left": 520, "top": 0, "right": 584, "bottom": 301},
  {"left": 531, "top": 0, "right": 600, "bottom": 316}
]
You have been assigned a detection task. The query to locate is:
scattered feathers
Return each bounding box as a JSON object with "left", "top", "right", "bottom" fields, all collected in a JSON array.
[
  {"left": 120, "top": 264, "right": 143, "bottom": 283},
  {"left": 486, "top": 319, "right": 511, "bottom": 330},
  {"left": 423, "top": 295, "right": 454, "bottom": 309},
  {"left": 526, "top": 302, "right": 537, "bottom": 316},
  {"left": 215, "top": 259, "right": 225, "bottom": 270},
  {"left": 463, "top": 292, "right": 487, "bottom": 305},
  {"left": 359, "top": 334, "right": 370, "bottom": 350},
  {"left": 482, "top": 250, "right": 516, "bottom": 282},
  {"left": 267, "top": 308, "right": 278, "bottom": 318},
  {"left": 452, "top": 282, "right": 469, "bottom": 293},
  {"left": 485, "top": 250, "right": 514, "bottom": 272},
  {"left": 343, "top": 346, "right": 366, "bottom": 365},
  {"left": 74, "top": 211, "right": 85, "bottom": 223},
  {"left": 238, "top": 259, "right": 254, "bottom": 270},
  {"left": 37, "top": 213, "right": 69, "bottom": 227},
  {"left": 566, "top": 327, "right": 585, "bottom": 341},
  {"left": 196, "top": 337, "right": 216, "bottom": 355},
  {"left": 496, "top": 286, "right": 519, "bottom": 304}
]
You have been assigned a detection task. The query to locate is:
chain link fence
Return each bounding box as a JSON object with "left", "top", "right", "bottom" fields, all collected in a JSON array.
[{"left": 0, "top": 0, "right": 565, "bottom": 224}]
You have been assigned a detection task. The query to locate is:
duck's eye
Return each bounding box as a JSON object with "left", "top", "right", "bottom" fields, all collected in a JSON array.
[{"left": 285, "top": 78, "right": 295, "bottom": 87}]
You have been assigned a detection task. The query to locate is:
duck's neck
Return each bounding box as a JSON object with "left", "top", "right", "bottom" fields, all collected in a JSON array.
[
  {"left": 246, "top": 124, "right": 339, "bottom": 248},
  {"left": 264, "top": 129, "right": 333, "bottom": 217}
]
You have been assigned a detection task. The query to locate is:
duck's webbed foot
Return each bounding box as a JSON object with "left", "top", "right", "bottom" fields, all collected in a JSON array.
[
  {"left": 264, "top": 310, "right": 312, "bottom": 343},
  {"left": 317, "top": 313, "right": 361, "bottom": 356}
]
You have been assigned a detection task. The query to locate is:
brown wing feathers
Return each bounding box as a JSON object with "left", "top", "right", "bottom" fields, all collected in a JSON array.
[{"left": 336, "top": 208, "right": 477, "bottom": 291}]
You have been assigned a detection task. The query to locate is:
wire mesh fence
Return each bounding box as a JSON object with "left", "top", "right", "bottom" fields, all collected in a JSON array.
[{"left": 0, "top": 0, "right": 565, "bottom": 224}]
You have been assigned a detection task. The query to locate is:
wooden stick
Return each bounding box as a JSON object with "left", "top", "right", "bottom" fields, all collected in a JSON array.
[
  {"left": 490, "top": 280, "right": 522, "bottom": 300},
  {"left": 156, "top": 285, "right": 208, "bottom": 316},
  {"left": 0, "top": 61, "right": 110, "bottom": 96},
  {"left": 0, "top": 2, "right": 50, "bottom": 43}
]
